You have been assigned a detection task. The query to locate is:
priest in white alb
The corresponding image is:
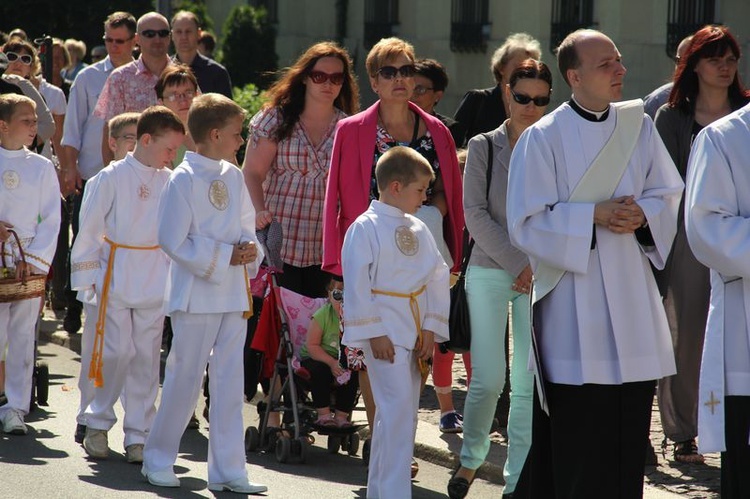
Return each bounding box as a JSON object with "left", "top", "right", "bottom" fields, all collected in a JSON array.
[
  {"left": 506, "top": 30, "right": 683, "bottom": 498},
  {"left": 685, "top": 103, "right": 750, "bottom": 499}
]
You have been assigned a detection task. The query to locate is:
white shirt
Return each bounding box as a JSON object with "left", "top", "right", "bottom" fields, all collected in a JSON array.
[
  {"left": 70, "top": 154, "right": 170, "bottom": 308},
  {"left": 507, "top": 102, "right": 683, "bottom": 385},
  {"left": 61, "top": 57, "right": 115, "bottom": 180},
  {"left": 341, "top": 200, "right": 450, "bottom": 349},
  {"left": 158, "top": 151, "right": 263, "bottom": 315},
  {"left": 38, "top": 78, "right": 67, "bottom": 161},
  {"left": 685, "top": 103, "right": 750, "bottom": 452},
  {"left": 0, "top": 147, "right": 60, "bottom": 274}
]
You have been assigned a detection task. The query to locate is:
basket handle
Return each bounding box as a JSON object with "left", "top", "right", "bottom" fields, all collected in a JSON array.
[{"left": 1, "top": 229, "right": 29, "bottom": 284}]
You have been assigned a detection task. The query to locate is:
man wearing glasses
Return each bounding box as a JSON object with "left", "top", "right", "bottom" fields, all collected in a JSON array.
[
  {"left": 170, "top": 10, "right": 232, "bottom": 98},
  {"left": 94, "top": 11, "right": 173, "bottom": 166},
  {"left": 60, "top": 11, "right": 137, "bottom": 444}
]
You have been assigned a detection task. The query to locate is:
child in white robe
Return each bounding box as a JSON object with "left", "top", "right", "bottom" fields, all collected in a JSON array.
[
  {"left": 0, "top": 94, "right": 61, "bottom": 435},
  {"left": 141, "top": 94, "right": 267, "bottom": 495},
  {"left": 71, "top": 107, "right": 183, "bottom": 462},
  {"left": 342, "top": 146, "right": 450, "bottom": 499}
]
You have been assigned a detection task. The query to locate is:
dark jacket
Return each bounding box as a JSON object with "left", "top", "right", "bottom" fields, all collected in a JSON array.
[{"left": 453, "top": 84, "right": 507, "bottom": 147}]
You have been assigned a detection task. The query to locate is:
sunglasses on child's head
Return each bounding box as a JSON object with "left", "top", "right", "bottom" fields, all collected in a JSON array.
[
  {"left": 510, "top": 88, "right": 551, "bottom": 107},
  {"left": 308, "top": 71, "right": 344, "bottom": 86},
  {"left": 140, "top": 29, "right": 170, "bottom": 39},
  {"left": 5, "top": 51, "right": 32, "bottom": 65},
  {"left": 331, "top": 289, "right": 344, "bottom": 302},
  {"left": 377, "top": 64, "right": 416, "bottom": 80}
]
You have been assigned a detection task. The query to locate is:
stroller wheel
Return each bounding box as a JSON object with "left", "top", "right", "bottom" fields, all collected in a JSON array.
[
  {"left": 347, "top": 432, "right": 360, "bottom": 456},
  {"left": 292, "top": 436, "right": 309, "bottom": 464},
  {"left": 362, "top": 437, "right": 371, "bottom": 465},
  {"left": 275, "top": 435, "right": 292, "bottom": 463},
  {"left": 245, "top": 426, "right": 260, "bottom": 453},
  {"left": 35, "top": 361, "right": 50, "bottom": 406},
  {"left": 327, "top": 435, "right": 341, "bottom": 454}
]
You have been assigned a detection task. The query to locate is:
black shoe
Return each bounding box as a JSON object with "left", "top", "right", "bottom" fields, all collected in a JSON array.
[
  {"left": 63, "top": 311, "right": 82, "bottom": 334},
  {"left": 75, "top": 423, "right": 86, "bottom": 444},
  {"left": 448, "top": 468, "right": 474, "bottom": 499}
]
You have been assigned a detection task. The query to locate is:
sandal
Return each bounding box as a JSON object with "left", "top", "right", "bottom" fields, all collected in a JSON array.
[
  {"left": 314, "top": 414, "right": 337, "bottom": 428},
  {"left": 447, "top": 467, "right": 475, "bottom": 499},
  {"left": 673, "top": 439, "right": 705, "bottom": 464}
]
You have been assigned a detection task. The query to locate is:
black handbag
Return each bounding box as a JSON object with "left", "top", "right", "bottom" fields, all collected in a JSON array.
[{"left": 445, "top": 133, "right": 494, "bottom": 354}]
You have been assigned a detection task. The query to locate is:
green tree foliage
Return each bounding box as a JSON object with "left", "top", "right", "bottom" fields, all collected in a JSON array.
[
  {"left": 171, "top": 0, "right": 214, "bottom": 32},
  {"left": 220, "top": 5, "right": 277, "bottom": 89},
  {"left": 233, "top": 82, "right": 267, "bottom": 164},
  {"left": 0, "top": 0, "right": 153, "bottom": 64}
]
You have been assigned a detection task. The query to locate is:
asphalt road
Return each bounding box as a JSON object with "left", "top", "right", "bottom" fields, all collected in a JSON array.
[{"left": 0, "top": 338, "right": 502, "bottom": 498}]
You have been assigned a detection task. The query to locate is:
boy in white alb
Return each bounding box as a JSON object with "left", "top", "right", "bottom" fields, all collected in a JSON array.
[
  {"left": 70, "top": 109, "right": 177, "bottom": 462},
  {"left": 141, "top": 94, "right": 267, "bottom": 495},
  {"left": 0, "top": 94, "right": 61, "bottom": 435},
  {"left": 73, "top": 112, "right": 140, "bottom": 445},
  {"left": 342, "top": 146, "right": 450, "bottom": 498}
]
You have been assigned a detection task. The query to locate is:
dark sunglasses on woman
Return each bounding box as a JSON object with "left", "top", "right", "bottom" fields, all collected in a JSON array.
[
  {"left": 510, "top": 88, "right": 551, "bottom": 107},
  {"left": 377, "top": 64, "right": 416, "bottom": 80},
  {"left": 309, "top": 71, "right": 344, "bottom": 85},
  {"left": 140, "top": 29, "right": 170, "bottom": 39},
  {"left": 5, "top": 51, "right": 32, "bottom": 65}
]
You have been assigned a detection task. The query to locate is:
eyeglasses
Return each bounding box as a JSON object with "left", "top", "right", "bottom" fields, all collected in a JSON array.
[
  {"left": 377, "top": 64, "right": 416, "bottom": 80},
  {"left": 308, "top": 71, "right": 345, "bottom": 85},
  {"left": 413, "top": 85, "right": 434, "bottom": 96},
  {"left": 5, "top": 52, "right": 32, "bottom": 65},
  {"left": 103, "top": 35, "right": 134, "bottom": 45},
  {"left": 140, "top": 29, "right": 171, "bottom": 39},
  {"left": 115, "top": 133, "right": 137, "bottom": 142},
  {"left": 510, "top": 88, "right": 550, "bottom": 107},
  {"left": 163, "top": 90, "right": 196, "bottom": 102},
  {"left": 331, "top": 289, "right": 343, "bottom": 302}
]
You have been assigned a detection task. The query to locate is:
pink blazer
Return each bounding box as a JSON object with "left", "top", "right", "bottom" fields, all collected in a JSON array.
[{"left": 322, "top": 100, "right": 464, "bottom": 276}]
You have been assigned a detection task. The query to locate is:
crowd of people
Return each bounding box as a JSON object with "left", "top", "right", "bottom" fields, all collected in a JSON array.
[{"left": 0, "top": 8, "right": 749, "bottom": 499}]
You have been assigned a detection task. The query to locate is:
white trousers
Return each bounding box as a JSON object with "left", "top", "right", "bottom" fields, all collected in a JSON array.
[
  {"left": 84, "top": 302, "right": 163, "bottom": 448},
  {"left": 0, "top": 297, "right": 41, "bottom": 416},
  {"left": 77, "top": 302, "right": 97, "bottom": 425},
  {"left": 143, "top": 311, "right": 248, "bottom": 484},
  {"left": 365, "top": 345, "right": 420, "bottom": 499}
]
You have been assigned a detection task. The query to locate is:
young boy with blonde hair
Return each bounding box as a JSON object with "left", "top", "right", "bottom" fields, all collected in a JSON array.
[
  {"left": 71, "top": 106, "right": 184, "bottom": 462},
  {"left": 141, "top": 93, "right": 267, "bottom": 494},
  {"left": 71, "top": 111, "right": 143, "bottom": 446},
  {"left": 342, "top": 146, "right": 450, "bottom": 498},
  {"left": 0, "top": 94, "right": 61, "bottom": 435}
]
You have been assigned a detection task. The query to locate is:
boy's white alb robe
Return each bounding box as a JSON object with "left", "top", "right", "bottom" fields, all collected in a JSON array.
[
  {"left": 341, "top": 200, "right": 450, "bottom": 349},
  {"left": 158, "top": 151, "right": 263, "bottom": 314},
  {"left": 507, "top": 102, "right": 683, "bottom": 385},
  {"left": 0, "top": 147, "right": 60, "bottom": 274},
  {"left": 70, "top": 154, "right": 170, "bottom": 306},
  {"left": 685, "top": 104, "right": 750, "bottom": 453}
]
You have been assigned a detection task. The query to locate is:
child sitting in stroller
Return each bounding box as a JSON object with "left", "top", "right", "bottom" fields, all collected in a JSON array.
[{"left": 299, "top": 278, "right": 359, "bottom": 428}]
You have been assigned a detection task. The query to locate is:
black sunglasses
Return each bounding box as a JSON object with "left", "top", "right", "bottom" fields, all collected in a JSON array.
[
  {"left": 377, "top": 64, "right": 416, "bottom": 80},
  {"left": 103, "top": 35, "right": 134, "bottom": 45},
  {"left": 309, "top": 71, "right": 345, "bottom": 85},
  {"left": 140, "top": 29, "right": 170, "bottom": 39},
  {"left": 510, "top": 88, "right": 550, "bottom": 107}
]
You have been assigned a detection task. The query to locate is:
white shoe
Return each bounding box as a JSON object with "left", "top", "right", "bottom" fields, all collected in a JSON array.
[
  {"left": 125, "top": 443, "right": 144, "bottom": 463},
  {"left": 1, "top": 409, "right": 27, "bottom": 435},
  {"left": 83, "top": 428, "right": 109, "bottom": 459},
  {"left": 141, "top": 467, "right": 180, "bottom": 488},
  {"left": 207, "top": 477, "right": 268, "bottom": 494}
]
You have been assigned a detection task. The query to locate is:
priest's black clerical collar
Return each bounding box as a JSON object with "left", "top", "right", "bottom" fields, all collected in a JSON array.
[{"left": 569, "top": 97, "right": 611, "bottom": 122}]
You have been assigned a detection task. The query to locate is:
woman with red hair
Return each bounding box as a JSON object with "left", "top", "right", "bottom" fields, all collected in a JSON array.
[{"left": 654, "top": 24, "right": 750, "bottom": 464}]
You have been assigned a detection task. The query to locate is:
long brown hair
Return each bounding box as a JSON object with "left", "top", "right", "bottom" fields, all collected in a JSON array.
[
  {"left": 668, "top": 25, "right": 749, "bottom": 112},
  {"left": 264, "top": 41, "right": 359, "bottom": 142}
]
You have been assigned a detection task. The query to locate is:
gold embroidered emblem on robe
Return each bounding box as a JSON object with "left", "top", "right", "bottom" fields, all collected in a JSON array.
[
  {"left": 395, "top": 225, "right": 418, "bottom": 256},
  {"left": 3, "top": 170, "right": 20, "bottom": 190},
  {"left": 209, "top": 180, "right": 229, "bottom": 211}
]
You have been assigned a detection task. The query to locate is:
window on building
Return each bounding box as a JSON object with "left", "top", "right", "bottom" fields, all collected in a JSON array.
[
  {"left": 667, "top": 0, "right": 716, "bottom": 58},
  {"left": 550, "top": 0, "right": 594, "bottom": 53},
  {"left": 249, "top": 0, "right": 278, "bottom": 24},
  {"left": 364, "top": 0, "right": 399, "bottom": 50},
  {"left": 450, "top": 0, "right": 491, "bottom": 53}
]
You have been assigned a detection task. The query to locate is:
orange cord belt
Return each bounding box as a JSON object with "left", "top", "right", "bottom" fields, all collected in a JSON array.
[{"left": 89, "top": 236, "right": 160, "bottom": 388}]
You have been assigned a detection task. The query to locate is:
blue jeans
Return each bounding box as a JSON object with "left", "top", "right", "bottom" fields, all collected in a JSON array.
[{"left": 459, "top": 265, "right": 533, "bottom": 493}]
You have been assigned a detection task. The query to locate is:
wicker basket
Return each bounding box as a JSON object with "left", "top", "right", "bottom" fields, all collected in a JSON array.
[{"left": 0, "top": 229, "right": 46, "bottom": 303}]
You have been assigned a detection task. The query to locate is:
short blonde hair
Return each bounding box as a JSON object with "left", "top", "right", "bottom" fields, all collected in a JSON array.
[
  {"left": 490, "top": 33, "right": 542, "bottom": 83},
  {"left": 366, "top": 37, "right": 415, "bottom": 77},
  {"left": 108, "top": 112, "right": 140, "bottom": 139},
  {"left": 187, "top": 93, "right": 246, "bottom": 144},
  {"left": 375, "top": 146, "right": 434, "bottom": 192},
  {"left": 64, "top": 38, "right": 86, "bottom": 63},
  {"left": 0, "top": 93, "right": 35, "bottom": 122}
]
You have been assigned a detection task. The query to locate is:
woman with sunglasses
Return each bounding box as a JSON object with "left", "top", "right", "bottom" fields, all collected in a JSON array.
[
  {"left": 243, "top": 41, "right": 358, "bottom": 299},
  {"left": 653, "top": 25, "right": 750, "bottom": 466},
  {"left": 448, "top": 59, "right": 552, "bottom": 499}
]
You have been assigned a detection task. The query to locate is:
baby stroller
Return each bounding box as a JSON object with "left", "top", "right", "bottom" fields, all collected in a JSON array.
[{"left": 244, "top": 227, "right": 364, "bottom": 464}]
